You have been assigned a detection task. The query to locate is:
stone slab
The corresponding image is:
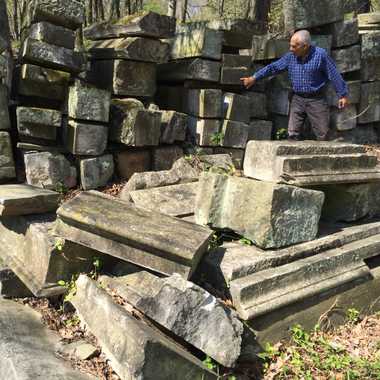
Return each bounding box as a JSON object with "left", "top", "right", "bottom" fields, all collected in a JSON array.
[
  {"left": 0, "top": 84, "right": 10, "bottom": 130},
  {"left": 361, "top": 32, "right": 380, "bottom": 59},
  {"left": 246, "top": 91, "right": 268, "bottom": 119},
  {"left": 327, "top": 19, "right": 359, "bottom": 48},
  {"left": 159, "top": 110, "right": 187, "bottom": 144},
  {"left": 72, "top": 275, "right": 216, "bottom": 379},
  {"left": 330, "top": 104, "right": 357, "bottom": 131},
  {"left": 331, "top": 45, "right": 361, "bottom": 73},
  {"left": 28, "top": 21, "right": 75, "bottom": 49},
  {"left": 152, "top": 145, "right": 184, "bottom": 170},
  {"left": 188, "top": 117, "right": 221, "bottom": 146},
  {"left": 223, "top": 92, "right": 250, "bottom": 123},
  {"left": 0, "top": 264, "right": 32, "bottom": 298},
  {"left": 361, "top": 58, "right": 380, "bottom": 82},
  {"left": 195, "top": 173, "right": 324, "bottom": 249},
  {"left": 187, "top": 89, "right": 223, "bottom": 118},
  {"left": 0, "top": 132, "right": 15, "bottom": 181},
  {"left": 80, "top": 155, "right": 114, "bottom": 190},
  {"left": 221, "top": 119, "right": 248, "bottom": 148},
  {"left": 115, "top": 149, "right": 151, "bottom": 179},
  {"left": 0, "top": 184, "right": 60, "bottom": 216},
  {"left": 326, "top": 80, "right": 361, "bottom": 107},
  {"left": 247, "top": 120, "right": 273, "bottom": 140},
  {"left": 56, "top": 191, "right": 213, "bottom": 278},
  {"left": 358, "top": 81, "right": 380, "bottom": 124},
  {"left": 213, "top": 148, "right": 244, "bottom": 169},
  {"left": 101, "top": 272, "right": 243, "bottom": 368}
]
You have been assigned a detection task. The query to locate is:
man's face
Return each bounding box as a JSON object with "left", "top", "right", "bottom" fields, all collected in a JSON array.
[{"left": 289, "top": 37, "right": 309, "bottom": 57}]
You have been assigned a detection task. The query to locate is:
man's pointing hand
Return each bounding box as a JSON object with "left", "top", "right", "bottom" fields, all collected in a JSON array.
[{"left": 240, "top": 76, "right": 256, "bottom": 89}]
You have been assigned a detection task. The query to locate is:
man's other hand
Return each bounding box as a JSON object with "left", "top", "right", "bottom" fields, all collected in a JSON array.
[
  {"left": 240, "top": 76, "right": 256, "bottom": 89},
  {"left": 338, "top": 96, "right": 348, "bottom": 109}
]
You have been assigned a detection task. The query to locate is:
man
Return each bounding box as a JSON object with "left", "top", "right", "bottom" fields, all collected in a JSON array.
[{"left": 240, "top": 30, "right": 349, "bottom": 141}]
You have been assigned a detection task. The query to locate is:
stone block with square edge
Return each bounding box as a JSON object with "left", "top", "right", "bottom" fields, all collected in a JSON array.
[
  {"left": 330, "top": 104, "right": 357, "bottom": 131},
  {"left": 0, "top": 84, "right": 10, "bottom": 130},
  {"left": 152, "top": 145, "right": 183, "bottom": 171},
  {"left": 268, "top": 87, "right": 290, "bottom": 116},
  {"left": 0, "top": 264, "right": 33, "bottom": 298},
  {"left": 213, "top": 147, "right": 245, "bottom": 169},
  {"left": 361, "top": 58, "right": 380, "bottom": 82},
  {"left": 246, "top": 91, "right": 268, "bottom": 119},
  {"left": 223, "top": 92, "right": 250, "bottom": 123},
  {"left": 361, "top": 32, "right": 380, "bottom": 59},
  {"left": 115, "top": 149, "right": 151, "bottom": 179},
  {"left": 187, "top": 89, "right": 223, "bottom": 118},
  {"left": 0, "top": 132, "right": 15, "bottom": 181},
  {"left": 326, "top": 80, "right": 361, "bottom": 107},
  {"left": 188, "top": 117, "right": 221, "bottom": 147},
  {"left": 80, "top": 155, "right": 114, "bottom": 191},
  {"left": 358, "top": 81, "right": 380, "bottom": 124},
  {"left": 221, "top": 119, "right": 248, "bottom": 148},
  {"left": 331, "top": 45, "right": 361, "bottom": 73},
  {"left": 159, "top": 110, "right": 187, "bottom": 144},
  {"left": 332, "top": 124, "right": 378, "bottom": 145},
  {"left": 326, "top": 19, "right": 359, "bottom": 48},
  {"left": 248, "top": 120, "right": 273, "bottom": 140}
]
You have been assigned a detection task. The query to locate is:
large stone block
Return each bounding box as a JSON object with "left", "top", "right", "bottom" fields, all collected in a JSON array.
[
  {"left": 115, "top": 149, "right": 151, "bottom": 179},
  {"left": 0, "top": 184, "right": 59, "bottom": 216},
  {"left": 326, "top": 80, "right": 361, "bottom": 107},
  {"left": 72, "top": 275, "right": 216, "bottom": 379},
  {"left": 0, "top": 84, "right": 10, "bottom": 130},
  {"left": 171, "top": 27, "right": 222, "bottom": 60},
  {"left": 243, "top": 141, "right": 380, "bottom": 185},
  {"left": 0, "top": 132, "right": 15, "bottom": 181},
  {"left": 330, "top": 104, "right": 357, "bottom": 131},
  {"left": 24, "top": 151, "right": 77, "bottom": 190},
  {"left": 84, "top": 12, "right": 175, "bottom": 40},
  {"left": 326, "top": 19, "right": 359, "bottom": 48},
  {"left": 189, "top": 117, "right": 221, "bottom": 146},
  {"left": 331, "top": 45, "right": 361, "bottom": 73},
  {"left": 361, "top": 32, "right": 380, "bottom": 59},
  {"left": 0, "top": 1, "right": 11, "bottom": 54},
  {"left": 156, "top": 85, "right": 187, "bottom": 112},
  {"left": 221, "top": 119, "right": 248, "bottom": 148},
  {"left": 247, "top": 120, "right": 273, "bottom": 140},
  {"left": 80, "top": 155, "right": 114, "bottom": 190},
  {"left": 110, "top": 98, "right": 161, "bottom": 146},
  {"left": 90, "top": 59, "right": 156, "bottom": 97},
  {"left": 361, "top": 58, "right": 380, "bottom": 82},
  {"left": 284, "top": 0, "right": 344, "bottom": 31},
  {"left": 213, "top": 147, "right": 245, "bottom": 169},
  {"left": 268, "top": 87, "right": 290, "bottom": 116},
  {"left": 66, "top": 121, "right": 108, "bottom": 156},
  {"left": 89, "top": 37, "right": 170, "bottom": 63},
  {"left": 17, "top": 106, "right": 61, "bottom": 141},
  {"left": 223, "top": 92, "right": 250, "bottom": 123},
  {"left": 246, "top": 91, "right": 268, "bottom": 119},
  {"left": 68, "top": 80, "right": 111, "bottom": 123},
  {"left": 159, "top": 110, "right": 187, "bottom": 144},
  {"left": 101, "top": 272, "right": 243, "bottom": 368},
  {"left": 358, "top": 81, "right": 380, "bottom": 124},
  {"left": 333, "top": 124, "right": 378, "bottom": 145},
  {"left": 21, "top": 38, "right": 85, "bottom": 74},
  {"left": 187, "top": 89, "right": 223, "bottom": 118},
  {"left": 0, "top": 265, "right": 32, "bottom": 298},
  {"left": 195, "top": 173, "right": 324, "bottom": 249},
  {"left": 152, "top": 145, "right": 184, "bottom": 171}
]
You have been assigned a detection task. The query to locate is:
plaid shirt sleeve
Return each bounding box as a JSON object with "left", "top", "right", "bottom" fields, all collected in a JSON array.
[
  {"left": 253, "top": 53, "right": 290, "bottom": 81},
  {"left": 323, "top": 52, "right": 348, "bottom": 98}
]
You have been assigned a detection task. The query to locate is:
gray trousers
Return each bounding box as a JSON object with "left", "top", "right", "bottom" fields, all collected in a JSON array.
[{"left": 288, "top": 94, "right": 330, "bottom": 141}]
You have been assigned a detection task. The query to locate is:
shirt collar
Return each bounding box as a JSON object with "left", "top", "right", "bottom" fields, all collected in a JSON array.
[{"left": 297, "top": 45, "right": 315, "bottom": 63}]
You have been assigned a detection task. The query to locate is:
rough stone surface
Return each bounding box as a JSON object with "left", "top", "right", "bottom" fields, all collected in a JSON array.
[
  {"left": 159, "top": 110, "right": 187, "bottom": 144},
  {"left": 57, "top": 340, "right": 99, "bottom": 361},
  {"left": 359, "top": 81, "right": 380, "bottom": 124},
  {"left": 24, "top": 151, "right": 77, "bottom": 190},
  {"left": 331, "top": 45, "right": 361, "bottom": 73},
  {"left": 0, "top": 299, "right": 93, "bottom": 379},
  {"left": 189, "top": 117, "right": 221, "bottom": 146},
  {"left": 110, "top": 98, "right": 161, "bottom": 146},
  {"left": 152, "top": 145, "right": 184, "bottom": 170},
  {"left": 330, "top": 104, "right": 357, "bottom": 131},
  {"left": 80, "top": 155, "right": 114, "bottom": 190},
  {"left": 0, "top": 264, "right": 32, "bottom": 298},
  {"left": 326, "top": 80, "right": 361, "bottom": 107},
  {"left": 213, "top": 147, "right": 245, "bottom": 169},
  {"left": 327, "top": 19, "right": 359, "bottom": 48},
  {"left": 101, "top": 272, "right": 243, "bottom": 368},
  {"left": 195, "top": 173, "right": 324, "bottom": 249},
  {"left": 68, "top": 80, "right": 111, "bottom": 123},
  {"left": 248, "top": 120, "right": 273, "bottom": 140},
  {"left": 361, "top": 58, "right": 380, "bottom": 82},
  {"left": 221, "top": 120, "right": 248, "bottom": 148},
  {"left": 115, "top": 149, "right": 151, "bottom": 179},
  {"left": 362, "top": 32, "right": 380, "bottom": 59},
  {"left": 246, "top": 91, "right": 268, "bottom": 119},
  {"left": 223, "top": 92, "right": 250, "bottom": 123},
  {"left": 187, "top": 89, "right": 223, "bottom": 118},
  {"left": 72, "top": 275, "right": 216, "bottom": 380},
  {"left": 0, "top": 184, "right": 60, "bottom": 216},
  {"left": 0, "top": 132, "right": 15, "bottom": 181},
  {"left": 28, "top": 21, "right": 75, "bottom": 49},
  {"left": 268, "top": 87, "right": 290, "bottom": 116},
  {"left": 0, "top": 84, "right": 10, "bottom": 130},
  {"left": 56, "top": 191, "right": 213, "bottom": 278}
]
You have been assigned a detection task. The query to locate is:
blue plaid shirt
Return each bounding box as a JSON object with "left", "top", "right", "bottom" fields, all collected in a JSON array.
[{"left": 253, "top": 46, "right": 348, "bottom": 98}]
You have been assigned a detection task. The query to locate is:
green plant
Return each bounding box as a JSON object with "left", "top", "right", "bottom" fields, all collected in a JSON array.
[
  {"left": 54, "top": 238, "right": 65, "bottom": 252},
  {"left": 210, "top": 132, "right": 224, "bottom": 145},
  {"left": 275, "top": 127, "right": 288, "bottom": 140},
  {"left": 58, "top": 274, "right": 78, "bottom": 303},
  {"left": 64, "top": 314, "right": 80, "bottom": 327},
  {"left": 346, "top": 308, "right": 360, "bottom": 324},
  {"left": 238, "top": 237, "right": 253, "bottom": 246},
  {"left": 55, "top": 181, "right": 68, "bottom": 194},
  {"left": 90, "top": 257, "right": 103, "bottom": 280}
]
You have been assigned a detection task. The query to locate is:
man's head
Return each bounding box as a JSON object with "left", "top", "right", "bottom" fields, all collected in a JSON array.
[{"left": 290, "top": 30, "right": 311, "bottom": 57}]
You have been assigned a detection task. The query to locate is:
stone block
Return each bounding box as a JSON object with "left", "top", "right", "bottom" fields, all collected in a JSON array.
[
  {"left": 361, "top": 58, "right": 380, "bottom": 82},
  {"left": 0, "top": 1, "right": 10, "bottom": 54},
  {"left": 130, "top": 182, "right": 199, "bottom": 217},
  {"left": 68, "top": 80, "right": 111, "bottom": 123},
  {"left": 248, "top": 120, "right": 273, "bottom": 140},
  {"left": 221, "top": 119, "right": 248, "bottom": 148},
  {"left": 223, "top": 92, "right": 250, "bottom": 123},
  {"left": 24, "top": 152, "right": 77, "bottom": 190},
  {"left": 0, "top": 184, "right": 59, "bottom": 216},
  {"left": 157, "top": 59, "right": 221, "bottom": 83},
  {"left": 327, "top": 19, "right": 359, "bottom": 48},
  {"left": 21, "top": 38, "right": 85, "bottom": 74},
  {"left": 90, "top": 59, "right": 156, "bottom": 97},
  {"left": 152, "top": 145, "right": 184, "bottom": 170},
  {"left": 361, "top": 32, "right": 380, "bottom": 59},
  {"left": 0, "top": 265, "right": 32, "bottom": 298},
  {"left": 195, "top": 173, "right": 324, "bottom": 249},
  {"left": 331, "top": 45, "right": 361, "bottom": 73},
  {"left": 330, "top": 104, "right": 357, "bottom": 131},
  {"left": 56, "top": 191, "right": 213, "bottom": 278},
  {"left": 243, "top": 141, "right": 380, "bottom": 185},
  {"left": 66, "top": 121, "right": 108, "bottom": 156},
  {"left": 0, "top": 84, "right": 10, "bottom": 130},
  {"left": 156, "top": 85, "right": 187, "bottom": 112},
  {"left": 28, "top": 21, "right": 75, "bottom": 49},
  {"left": 160, "top": 110, "right": 187, "bottom": 144},
  {"left": 171, "top": 27, "right": 222, "bottom": 60},
  {"left": 18, "top": 64, "right": 70, "bottom": 101},
  {"left": 84, "top": 11, "right": 176, "bottom": 40},
  {"left": 110, "top": 98, "right": 161, "bottom": 146},
  {"left": 284, "top": 0, "right": 344, "bottom": 31},
  {"left": 0, "top": 214, "right": 100, "bottom": 297},
  {"left": 26, "top": 0, "right": 85, "bottom": 30},
  {"left": 189, "top": 117, "right": 221, "bottom": 146},
  {"left": 333, "top": 124, "right": 378, "bottom": 145},
  {"left": 187, "top": 89, "right": 223, "bottom": 118},
  {"left": 326, "top": 80, "right": 361, "bottom": 107},
  {"left": 80, "top": 155, "right": 114, "bottom": 190},
  {"left": 17, "top": 142, "right": 66, "bottom": 154},
  {"left": 17, "top": 106, "right": 61, "bottom": 141},
  {"left": 101, "top": 272, "right": 243, "bottom": 368},
  {"left": 213, "top": 147, "right": 245, "bottom": 169},
  {"left": 358, "top": 81, "right": 380, "bottom": 124},
  {"left": 89, "top": 37, "right": 170, "bottom": 63},
  {"left": 220, "top": 66, "right": 250, "bottom": 85},
  {"left": 0, "top": 132, "right": 15, "bottom": 181},
  {"left": 115, "top": 149, "right": 151, "bottom": 179},
  {"left": 72, "top": 275, "right": 216, "bottom": 379},
  {"left": 246, "top": 91, "right": 268, "bottom": 119},
  {"left": 268, "top": 87, "right": 290, "bottom": 115}
]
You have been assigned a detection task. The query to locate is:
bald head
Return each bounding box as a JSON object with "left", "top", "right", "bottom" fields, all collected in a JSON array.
[
  {"left": 291, "top": 30, "right": 311, "bottom": 46},
  {"left": 289, "top": 30, "right": 311, "bottom": 58}
]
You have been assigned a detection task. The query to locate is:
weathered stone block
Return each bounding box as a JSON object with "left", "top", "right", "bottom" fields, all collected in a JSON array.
[
  {"left": 220, "top": 66, "right": 250, "bottom": 85},
  {"left": 171, "top": 27, "right": 222, "bottom": 60},
  {"left": 80, "top": 155, "right": 114, "bottom": 190},
  {"left": 327, "top": 19, "right": 359, "bottom": 48},
  {"left": 268, "top": 87, "right": 290, "bottom": 115},
  {"left": 221, "top": 120, "right": 248, "bottom": 148},
  {"left": 187, "top": 89, "right": 223, "bottom": 118},
  {"left": 56, "top": 191, "right": 213, "bottom": 278},
  {"left": 110, "top": 98, "right": 161, "bottom": 146},
  {"left": 156, "top": 85, "right": 187, "bottom": 112},
  {"left": 331, "top": 45, "right": 361, "bottom": 73},
  {"left": 66, "top": 121, "right": 108, "bottom": 156},
  {"left": 157, "top": 59, "right": 221, "bottom": 83},
  {"left": 189, "top": 117, "right": 221, "bottom": 146},
  {"left": 361, "top": 32, "right": 380, "bottom": 59},
  {"left": 0, "top": 84, "right": 10, "bottom": 130},
  {"left": 84, "top": 12, "right": 176, "bottom": 40},
  {"left": 72, "top": 275, "right": 216, "bottom": 379},
  {"left": 246, "top": 91, "right": 268, "bottom": 119},
  {"left": 0, "top": 265, "right": 32, "bottom": 298},
  {"left": 90, "top": 59, "right": 156, "bottom": 97},
  {"left": 326, "top": 80, "right": 361, "bottom": 107},
  {"left": 358, "top": 81, "right": 380, "bottom": 124},
  {"left": 195, "top": 173, "right": 324, "bottom": 249},
  {"left": 24, "top": 152, "right": 77, "bottom": 190},
  {"left": 0, "top": 1, "right": 11, "bottom": 54},
  {"left": 21, "top": 38, "right": 85, "bottom": 74},
  {"left": 68, "top": 80, "right": 111, "bottom": 123},
  {"left": 160, "top": 110, "right": 187, "bottom": 144},
  {"left": 284, "top": 0, "right": 344, "bottom": 31},
  {"left": 223, "top": 92, "right": 250, "bottom": 123},
  {"left": 213, "top": 147, "right": 245, "bottom": 169},
  {"left": 101, "top": 272, "right": 243, "bottom": 368},
  {"left": 0, "top": 132, "right": 15, "bottom": 181},
  {"left": 89, "top": 37, "right": 170, "bottom": 63},
  {"left": 152, "top": 145, "right": 184, "bottom": 170},
  {"left": 248, "top": 120, "right": 273, "bottom": 140},
  {"left": 361, "top": 58, "right": 380, "bottom": 82},
  {"left": 330, "top": 104, "right": 357, "bottom": 131},
  {"left": 115, "top": 149, "right": 151, "bottom": 179},
  {"left": 0, "top": 184, "right": 59, "bottom": 216},
  {"left": 28, "top": 21, "right": 75, "bottom": 49},
  {"left": 333, "top": 124, "right": 378, "bottom": 145}
]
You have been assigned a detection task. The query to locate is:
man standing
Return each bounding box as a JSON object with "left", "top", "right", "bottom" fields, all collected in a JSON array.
[{"left": 241, "top": 30, "right": 349, "bottom": 141}]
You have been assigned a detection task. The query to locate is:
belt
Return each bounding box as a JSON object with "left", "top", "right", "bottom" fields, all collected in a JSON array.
[{"left": 294, "top": 91, "right": 324, "bottom": 99}]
